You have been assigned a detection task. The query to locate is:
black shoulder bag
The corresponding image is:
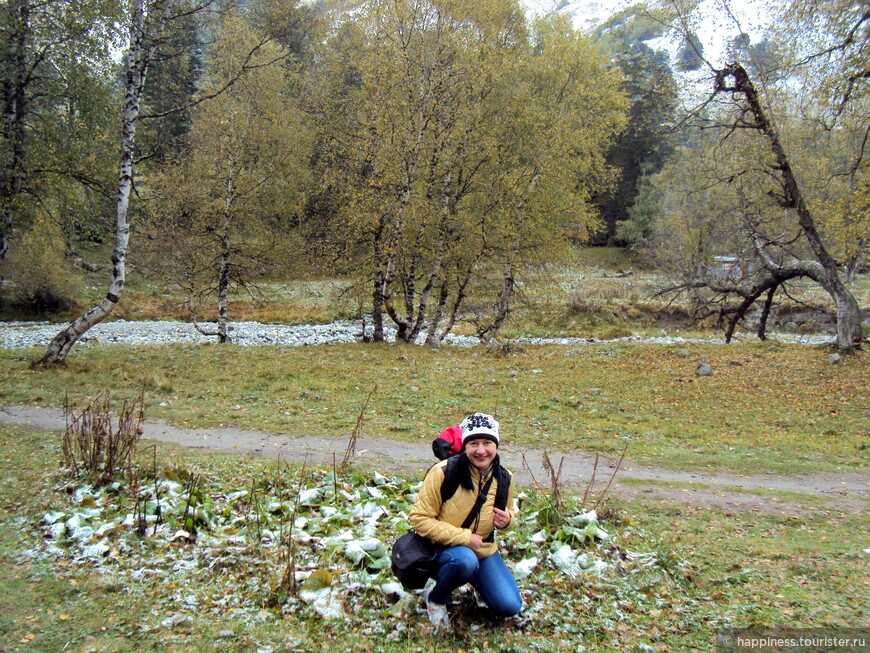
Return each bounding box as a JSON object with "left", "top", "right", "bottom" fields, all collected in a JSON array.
[{"left": 391, "top": 474, "right": 497, "bottom": 590}]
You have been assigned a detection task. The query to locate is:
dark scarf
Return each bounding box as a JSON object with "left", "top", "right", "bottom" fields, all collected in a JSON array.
[{"left": 457, "top": 453, "right": 501, "bottom": 492}]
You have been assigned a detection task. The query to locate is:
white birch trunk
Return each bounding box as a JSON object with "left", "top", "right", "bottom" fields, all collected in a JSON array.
[
  {"left": 378, "top": 59, "right": 431, "bottom": 341},
  {"left": 424, "top": 280, "right": 450, "bottom": 348},
  {"left": 39, "top": 13, "right": 142, "bottom": 362},
  {"left": 478, "top": 234, "right": 520, "bottom": 344},
  {"left": 39, "top": 0, "right": 174, "bottom": 364},
  {"left": 381, "top": 180, "right": 417, "bottom": 341},
  {"left": 409, "top": 168, "right": 454, "bottom": 342}
]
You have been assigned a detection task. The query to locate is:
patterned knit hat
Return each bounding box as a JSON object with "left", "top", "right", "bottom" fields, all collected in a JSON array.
[{"left": 460, "top": 413, "right": 500, "bottom": 447}]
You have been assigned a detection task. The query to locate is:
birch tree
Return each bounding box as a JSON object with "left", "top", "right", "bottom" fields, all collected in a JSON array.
[
  {"left": 146, "top": 14, "right": 310, "bottom": 342},
  {"left": 38, "top": 0, "right": 300, "bottom": 364},
  {"left": 0, "top": 0, "right": 122, "bottom": 260},
  {"left": 314, "top": 3, "right": 625, "bottom": 344},
  {"left": 39, "top": 0, "right": 184, "bottom": 365},
  {"left": 313, "top": 0, "right": 527, "bottom": 342},
  {"left": 376, "top": 0, "right": 532, "bottom": 344},
  {"left": 475, "top": 16, "right": 626, "bottom": 341}
]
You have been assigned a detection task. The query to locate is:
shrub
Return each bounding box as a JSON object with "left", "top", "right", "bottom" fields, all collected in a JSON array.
[
  {"left": 61, "top": 392, "right": 145, "bottom": 485},
  {"left": 0, "top": 218, "right": 80, "bottom": 315},
  {"left": 598, "top": 326, "right": 633, "bottom": 340}
]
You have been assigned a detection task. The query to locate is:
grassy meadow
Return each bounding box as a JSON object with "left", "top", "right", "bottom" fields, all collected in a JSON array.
[
  {"left": 1, "top": 247, "right": 868, "bottom": 651},
  {"left": 1, "top": 339, "right": 867, "bottom": 476},
  {"left": 0, "top": 423, "right": 867, "bottom": 652}
]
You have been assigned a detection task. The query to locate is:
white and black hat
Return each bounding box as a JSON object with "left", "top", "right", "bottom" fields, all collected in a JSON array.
[{"left": 460, "top": 412, "right": 500, "bottom": 447}]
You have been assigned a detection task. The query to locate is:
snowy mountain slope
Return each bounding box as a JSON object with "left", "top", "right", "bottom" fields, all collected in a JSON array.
[
  {"left": 520, "top": 0, "right": 771, "bottom": 67},
  {"left": 520, "top": 0, "right": 618, "bottom": 32}
]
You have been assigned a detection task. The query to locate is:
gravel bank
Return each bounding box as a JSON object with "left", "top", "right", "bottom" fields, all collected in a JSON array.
[{"left": 0, "top": 319, "right": 834, "bottom": 349}]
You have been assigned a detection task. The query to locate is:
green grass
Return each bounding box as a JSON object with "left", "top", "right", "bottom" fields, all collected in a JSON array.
[
  {"left": 0, "top": 341, "right": 868, "bottom": 476},
  {"left": 617, "top": 477, "right": 866, "bottom": 508},
  {"left": 573, "top": 246, "right": 645, "bottom": 272},
  {"left": 0, "top": 425, "right": 867, "bottom": 652},
  {"left": 0, "top": 428, "right": 151, "bottom": 651}
]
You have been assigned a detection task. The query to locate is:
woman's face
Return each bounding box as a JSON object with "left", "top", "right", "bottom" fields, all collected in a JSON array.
[{"left": 464, "top": 438, "right": 498, "bottom": 470}]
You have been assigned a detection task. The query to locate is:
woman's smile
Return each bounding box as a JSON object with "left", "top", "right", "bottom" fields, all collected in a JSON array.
[{"left": 465, "top": 438, "right": 497, "bottom": 470}]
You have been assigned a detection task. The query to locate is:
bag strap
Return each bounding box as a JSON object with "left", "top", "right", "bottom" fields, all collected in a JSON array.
[
  {"left": 439, "top": 454, "right": 463, "bottom": 504},
  {"left": 478, "top": 467, "right": 511, "bottom": 543},
  {"left": 493, "top": 466, "right": 510, "bottom": 511},
  {"left": 460, "top": 474, "right": 494, "bottom": 530}
]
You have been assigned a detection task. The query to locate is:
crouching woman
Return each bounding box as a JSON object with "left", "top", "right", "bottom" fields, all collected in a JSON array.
[{"left": 409, "top": 413, "right": 523, "bottom": 627}]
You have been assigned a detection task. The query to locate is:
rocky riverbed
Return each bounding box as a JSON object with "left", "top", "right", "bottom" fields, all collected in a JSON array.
[{"left": 0, "top": 318, "right": 834, "bottom": 349}]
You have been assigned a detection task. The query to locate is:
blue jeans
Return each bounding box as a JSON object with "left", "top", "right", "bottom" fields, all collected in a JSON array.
[{"left": 428, "top": 547, "right": 522, "bottom": 617}]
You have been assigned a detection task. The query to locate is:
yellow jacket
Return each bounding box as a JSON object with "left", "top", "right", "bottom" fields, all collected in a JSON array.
[{"left": 409, "top": 457, "right": 516, "bottom": 559}]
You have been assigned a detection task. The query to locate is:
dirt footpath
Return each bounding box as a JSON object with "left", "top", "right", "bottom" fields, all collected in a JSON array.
[{"left": 2, "top": 404, "right": 867, "bottom": 516}]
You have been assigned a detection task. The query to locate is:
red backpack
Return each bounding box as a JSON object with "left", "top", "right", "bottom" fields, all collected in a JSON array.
[{"left": 432, "top": 424, "right": 463, "bottom": 460}]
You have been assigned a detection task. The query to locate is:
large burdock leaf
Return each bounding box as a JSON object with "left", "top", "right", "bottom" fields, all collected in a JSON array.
[
  {"left": 297, "top": 488, "right": 321, "bottom": 506},
  {"left": 366, "top": 556, "right": 391, "bottom": 570},
  {"left": 567, "top": 510, "right": 599, "bottom": 527},
  {"left": 584, "top": 521, "right": 606, "bottom": 541},
  {"left": 344, "top": 537, "right": 385, "bottom": 564},
  {"left": 300, "top": 586, "right": 345, "bottom": 619},
  {"left": 301, "top": 569, "right": 333, "bottom": 591},
  {"left": 388, "top": 593, "right": 417, "bottom": 616}
]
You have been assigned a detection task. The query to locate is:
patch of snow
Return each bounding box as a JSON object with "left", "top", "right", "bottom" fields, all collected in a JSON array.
[
  {"left": 514, "top": 557, "right": 539, "bottom": 579},
  {"left": 43, "top": 511, "right": 66, "bottom": 525},
  {"left": 549, "top": 544, "right": 609, "bottom": 576},
  {"left": 297, "top": 488, "right": 321, "bottom": 505},
  {"left": 550, "top": 544, "right": 578, "bottom": 572},
  {"left": 365, "top": 486, "right": 385, "bottom": 500},
  {"left": 81, "top": 542, "right": 110, "bottom": 558},
  {"left": 530, "top": 529, "right": 549, "bottom": 543},
  {"left": 379, "top": 581, "right": 406, "bottom": 596},
  {"left": 160, "top": 613, "right": 189, "bottom": 628},
  {"left": 300, "top": 587, "right": 346, "bottom": 619},
  {"left": 351, "top": 501, "right": 383, "bottom": 519}
]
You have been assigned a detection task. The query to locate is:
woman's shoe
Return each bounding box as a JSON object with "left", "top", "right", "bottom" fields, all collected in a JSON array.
[{"left": 423, "top": 587, "right": 449, "bottom": 628}]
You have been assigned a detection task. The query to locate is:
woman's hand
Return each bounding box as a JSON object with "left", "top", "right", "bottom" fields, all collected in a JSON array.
[
  {"left": 468, "top": 534, "right": 483, "bottom": 551},
  {"left": 493, "top": 507, "right": 511, "bottom": 529}
]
